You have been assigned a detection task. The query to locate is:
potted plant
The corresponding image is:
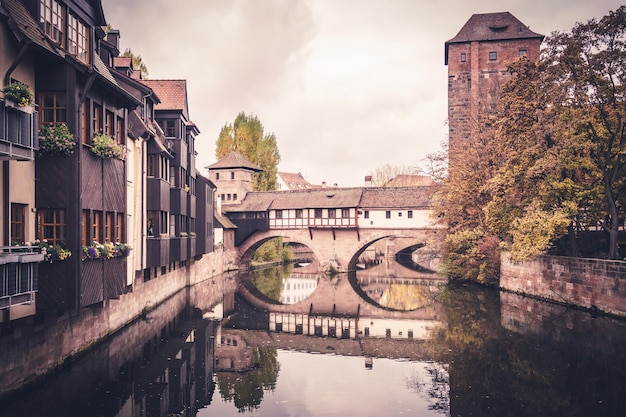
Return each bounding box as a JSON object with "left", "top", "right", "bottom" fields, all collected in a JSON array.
[
  {"left": 91, "top": 134, "right": 126, "bottom": 159},
  {"left": 38, "top": 123, "right": 75, "bottom": 157},
  {"left": 3, "top": 81, "right": 33, "bottom": 107}
]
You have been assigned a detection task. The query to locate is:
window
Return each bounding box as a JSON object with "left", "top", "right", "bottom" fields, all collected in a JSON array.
[
  {"left": 147, "top": 154, "right": 158, "bottom": 177},
  {"left": 37, "top": 209, "right": 67, "bottom": 246},
  {"left": 460, "top": 52, "right": 466, "bottom": 62},
  {"left": 10, "top": 203, "right": 26, "bottom": 244},
  {"left": 40, "top": 92, "right": 67, "bottom": 124},
  {"left": 341, "top": 208, "right": 350, "bottom": 218},
  {"left": 105, "top": 212, "right": 113, "bottom": 242},
  {"left": 105, "top": 111, "right": 114, "bottom": 137},
  {"left": 489, "top": 51, "right": 497, "bottom": 61},
  {"left": 92, "top": 211, "right": 103, "bottom": 243},
  {"left": 165, "top": 120, "right": 175, "bottom": 137},
  {"left": 80, "top": 101, "right": 88, "bottom": 143},
  {"left": 215, "top": 172, "right": 220, "bottom": 180},
  {"left": 233, "top": 193, "right": 237, "bottom": 201},
  {"left": 227, "top": 194, "right": 231, "bottom": 200},
  {"left": 296, "top": 209, "right": 303, "bottom": 219},
  {"left": 68, "top": 13, "right": 89, "bottom": 64},
  {"left": 117, "top": 214, "right": 124, "bottom": 242},
  {"left": 40, "top": 0, "right": 64, "bottom": 46},
  {"left": 221, "top": 194, "right": 225, "bottom": 201},
  {"left": 385, "top": 211, "right": 391, "bottom": 219},
  {"left": 231, "top": 172, "right": 235, "bottom": 180},
  {"left": 314, "top": 209, "right": 322, "bottom": 218},
  {"left": 364, "top": 210, "right": 369, "bottom": 219},
  {"left": 116, "top": 117, "right": 125, "bottom": 143},
  {"left": 81, "top": 210, "right": 89, "bottom": 246},
  {"left": 328, "top": 209, "right": 336, "bottom": 218},
  {"left": 408, "top": 210, "right": 413, "bottom": 219},
  {"left": 276, "top": 210, "right": 283, "bottom": 219},
  {"left": 92, "top": 103, "right": 102, "bottom": 135},
  {"left": 398, "top": 212, "right": 402, "bottom": 217},
  {"left": 518, "top": 49, "right": 527, "bottom": 57}
]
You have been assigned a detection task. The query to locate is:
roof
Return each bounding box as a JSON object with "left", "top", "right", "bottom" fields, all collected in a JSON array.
[
  {"left": 360, "top": 187, "right": 432, "bottom": 209},
  {"left": 278, "top": 172, "right": 317, "bottom": 190},
  {"left": 1, "top": 0, "right": 64, "bottom": 57},
  {"left": 214, "top": 211, "right": 237, "bottom": 229},
  {"left": 225, "top": 188, "right": 364, "bottom": 212},
  {"left": 384, "top": 174, "right": 434, "bottom": 187},
  {"left": 445, "top": 12, "right": 544, "bottom": 64},
  {"left": 206, "top": 151, "right": 263, "bottom": 171},
  {"left": 142, "top": 79, "right": 189, "bottom": 119}
]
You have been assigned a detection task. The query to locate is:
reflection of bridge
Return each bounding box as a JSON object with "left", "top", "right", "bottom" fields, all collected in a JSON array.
[
  {"left": 223, "top": 186, "right": 444, "bottom": 271},
  {"left": 235, "top": 260, "right": 447, "bottom": 340}
]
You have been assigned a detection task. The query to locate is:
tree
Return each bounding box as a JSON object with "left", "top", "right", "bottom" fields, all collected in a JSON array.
[
  {"left": 216, "top": 112, "right": 281, "bottom": 191},
  {"left": 122, "top": 48, "right": 149, "bottom": 79},
  {"left": 540, "top": 6, "right": 626, "bottom": 259}
]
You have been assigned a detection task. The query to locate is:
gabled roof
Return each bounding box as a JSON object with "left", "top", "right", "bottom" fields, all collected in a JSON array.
[
  {"left": 360, "top": 187, "right": 432, "bottom": 209},
  {"left": 206, "top": 151, "right": 263, "bottom": 171},
  {"left": 214, "top": 211, "right": 237, "bottom": 229},
  {"left": 142, "top": 79, "right": 189, "bottom": 119},
  {"left": 278, "top": 171, "right": 319, "bottom": 190},
  {"left": 445, "top": 12, "right": 544, "bottom": 64}
]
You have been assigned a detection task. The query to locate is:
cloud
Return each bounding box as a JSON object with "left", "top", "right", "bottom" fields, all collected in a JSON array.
[{"left": 105, "top": 0, "right": 624, "bottom": 186}]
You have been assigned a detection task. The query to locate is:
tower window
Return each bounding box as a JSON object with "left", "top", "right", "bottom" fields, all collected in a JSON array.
[
  {"left": 460, "top": 52, "right": 466, "bottom": 62},
  {"left": 518, "top": 49, "right": 527, "bottom": 57},
  {"left": 489, "top": 51, "right": 497, "bottom": 61}
]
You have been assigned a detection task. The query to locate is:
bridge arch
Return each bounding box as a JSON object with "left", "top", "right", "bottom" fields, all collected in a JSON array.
[{"left": 237, "top": 228, "right": 443, "bottom": 272}]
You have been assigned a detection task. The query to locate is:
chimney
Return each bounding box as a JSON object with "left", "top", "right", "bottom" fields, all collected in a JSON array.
[
  {"left": 322, "top": 181, "right": 327, "bottom": 188},
  {"left": 364, "top": 175, "right": 372, "bottom": 187},
  {"left": 107, "top": 29, "right": 120, "bottom": 51}
]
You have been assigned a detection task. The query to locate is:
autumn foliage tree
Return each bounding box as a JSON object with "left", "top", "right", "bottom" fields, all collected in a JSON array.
[{"left": 216, "top": 112, "right": 281, "bottom": 191}]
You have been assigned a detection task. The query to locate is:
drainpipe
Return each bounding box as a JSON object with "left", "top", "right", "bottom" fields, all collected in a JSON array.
[{"left": 3, "top": 40, "right": 31, "bottom": 86}]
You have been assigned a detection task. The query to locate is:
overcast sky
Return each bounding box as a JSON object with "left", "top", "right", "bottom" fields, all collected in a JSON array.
[{"left": 104, "top": 0, "right": 623, "bottom": 187}]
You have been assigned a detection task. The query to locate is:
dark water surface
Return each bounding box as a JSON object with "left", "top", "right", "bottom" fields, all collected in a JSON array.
[{"left": 1, "top": 261, "right": 625, "bottom": 417}]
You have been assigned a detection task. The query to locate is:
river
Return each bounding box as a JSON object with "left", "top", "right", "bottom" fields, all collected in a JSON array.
[{"left": 1, "top": 259, "right": 625, "bottom": 417}]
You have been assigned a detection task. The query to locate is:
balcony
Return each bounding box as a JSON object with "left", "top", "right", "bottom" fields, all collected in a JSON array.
[
  {"left": 0, "top": 98, "right": 38, "bottom": 161},
  {"left": 0, "top": 246, "right": 43, "bottom": 313}
]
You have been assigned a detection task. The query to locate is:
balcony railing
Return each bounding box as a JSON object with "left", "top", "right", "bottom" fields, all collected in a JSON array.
[
  {"left": 0, "top": 97, "right": 38, "bottom": 161},
  {"left": 0, "top": 246, "right": 43, "bottom": 311}
]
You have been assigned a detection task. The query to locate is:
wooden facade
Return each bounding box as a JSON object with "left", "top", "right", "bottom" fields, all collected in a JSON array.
[{"left": 1, "top": 0, "right": 217, "bottom": 319}]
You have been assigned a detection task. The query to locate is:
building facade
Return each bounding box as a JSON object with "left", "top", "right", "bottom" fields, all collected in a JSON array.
[{"left": 445, "top": 12, "right": 543, "bottom": 165}]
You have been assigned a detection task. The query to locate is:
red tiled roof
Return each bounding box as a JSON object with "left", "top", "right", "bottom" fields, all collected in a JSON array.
[{"left": 142, "top": 79, "right": 189, "bottom": 117}]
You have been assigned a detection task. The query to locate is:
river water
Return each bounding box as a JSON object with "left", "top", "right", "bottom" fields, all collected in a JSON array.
[{"left": 1, "top": 259, "right": 626, "bottom": 417}]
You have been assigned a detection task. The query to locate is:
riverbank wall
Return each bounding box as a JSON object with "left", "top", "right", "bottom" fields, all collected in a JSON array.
[
  {"left": 0, "top": 248, "right": 237, "bottom": 396},
  {"left": 500, "top": 253, "right": 626, "bottom": 318}
]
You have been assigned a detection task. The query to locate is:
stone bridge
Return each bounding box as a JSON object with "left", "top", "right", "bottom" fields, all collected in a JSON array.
[{"left": 236, "top": 227, "right": 444, "bottom": 272}]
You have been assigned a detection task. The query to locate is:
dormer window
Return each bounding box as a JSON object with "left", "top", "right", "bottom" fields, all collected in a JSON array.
[
  {"left": 68, "top": 14, "right": 90, "bottom": 64},
  {"left": 40, "top": 0, "right": 64, "bottom": 46}
]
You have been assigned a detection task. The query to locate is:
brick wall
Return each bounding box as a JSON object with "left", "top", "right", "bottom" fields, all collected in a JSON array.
[{"left": 500, "top": 253, "right": 626, "bottom": 318}]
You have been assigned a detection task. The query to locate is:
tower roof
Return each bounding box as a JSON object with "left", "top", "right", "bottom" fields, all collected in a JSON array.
[
  {"left": 445, "top": 12, "right": 544, "bottom": 64},
  {"left": 205, "top": 151, "right": 263, "bottom": 172}
]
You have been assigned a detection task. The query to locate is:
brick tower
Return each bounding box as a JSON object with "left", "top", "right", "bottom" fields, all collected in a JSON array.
[{"left": 445, "top": 12, "right": 543, "bottom": 166}]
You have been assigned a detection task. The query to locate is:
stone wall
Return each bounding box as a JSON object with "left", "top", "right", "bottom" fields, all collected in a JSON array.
[{"left": 500, "top": 253, "right": 626, "bottom": 318}]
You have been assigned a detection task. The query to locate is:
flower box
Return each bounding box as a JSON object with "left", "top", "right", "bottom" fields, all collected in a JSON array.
[{"left": 19, "top": 253, "right": 45, "bottom": 263}]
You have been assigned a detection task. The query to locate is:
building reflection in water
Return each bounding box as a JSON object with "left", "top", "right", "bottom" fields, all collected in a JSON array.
[{"left": 2, "top": 263, "right": 626, "bottom": 416}]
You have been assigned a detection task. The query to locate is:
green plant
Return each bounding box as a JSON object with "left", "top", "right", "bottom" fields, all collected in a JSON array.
[
  {"left": 91, "top": 134, "right": 126, "bottom": 159},
  {"left": 3, "top": 81, "right": 33, "bottom": 106},
  {"left": 38, "top": 123, "right": 75, "bottom": 157}
]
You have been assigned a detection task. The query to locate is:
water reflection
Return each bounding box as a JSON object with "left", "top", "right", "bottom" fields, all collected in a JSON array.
[{"left": 1, "top": 261, "right": 626, "bottom": 416}]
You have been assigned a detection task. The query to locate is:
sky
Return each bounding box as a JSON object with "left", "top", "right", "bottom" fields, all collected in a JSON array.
[{"left": 104, "top": 0, "right": 624, "bottom": 187}]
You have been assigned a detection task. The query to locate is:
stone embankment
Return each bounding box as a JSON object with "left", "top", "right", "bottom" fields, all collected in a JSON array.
[{"left": 500, "top": 253, "right": 626, "bottom": 318}]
